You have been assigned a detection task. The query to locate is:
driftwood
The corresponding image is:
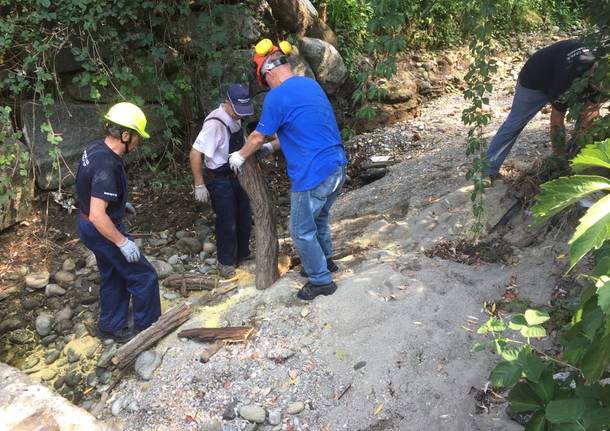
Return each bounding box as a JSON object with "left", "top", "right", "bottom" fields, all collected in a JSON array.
[
  {"left": 237, "top": 157, "right": 279, "bottom": 290},
  {"left": 178, "top": 326, "right": 254, "bottom": 343},
  {"left": 199, "top": 341, "right": 224, "bottom": 363},
  {"left": 164, "top": 273, "right": 219, "bottom": 291},
  {"left": 112, "top": 303, "right": 192, "bottom": 369}
]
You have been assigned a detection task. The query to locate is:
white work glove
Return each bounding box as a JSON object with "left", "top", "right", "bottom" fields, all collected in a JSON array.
[
  {"left": 118, "top": 238, "right": 141, "bottom": 263},
  {"left": 258, "top": 142, "right": 275, "bottom": 157},
  {"left": 228, "top": 151, "right": 246, "bottom": 173},
  {"left": 194, "top": 184, "right": 209, "bottom": 203},
  {"left": 125, "top": 202, "right": 136, "bottom": 216}
]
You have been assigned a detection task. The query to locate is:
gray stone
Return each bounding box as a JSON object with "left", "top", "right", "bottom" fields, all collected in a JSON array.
[
  {"left": 65, "top": 370, "right": 82, "bottom": 387},
  {"left": 297, "top": 37, "right": 347, "bottom": 94},
  {"left": 222, "top": 399, "right": 238, "bottom": 420},
  {"left": 204, "top": 258, "right": 217, "bottom": 266},
  {"left": 22, "top": 297, "right": 42, "bottom": 310},
  {"left": 35, "top": 313, "right": 54, "bottom": 337},
  {"left": 126, "top": 401, "right": 140, "bottom": 413},
  {"left": 134, "top": 350, "right": 162, "bottom": 381},
  {"left": 381, "top": 69, "right": 418, "bottom": 106},
  {"left": 176, "top": 237, "right": 202, "bottom": 254},
  {"left": 239, "top": 405, "right": 266, "bottom": 423},
  {"left": 111, "top": 399, "right": 123, "bottom": 416},
  {"left": 0, "top": 318, "right": 23, "bottom": 334},
  {"left": 62, "top": 258, "right": 76, "bottom": 272},
  {"left": 55, "top": 319, "right": 74, "bottom": 335},
  {"left": 41, "top": 334, "right": 58, "bottom": 346},
  {"left": 167, "top": 254, "right": 179, "bottom": 265},
  {"left": 97, "top": 344, "right": 118, "bottom": 368},
  {"left": 23, "top": 356, "right": 40, "bottom": 369},
  {"left": 22, "top": 101, "right": 166, "bottom": 190},
  {"left": 202, "top": 242, "right": 216, "bottom": 253},
  {"left": 55, "top": 305, "right": 73, "bottom": 322},
  {"left": 45, "top": 350, "right": 61, "bottom": 365},
  {"left": 196, "top": 225, "right": 211, "bottom": 245},
  {"left": 268, "top": 409, "right": 282, "bottom": 426},
  {"left": 67, "top": 347, "right": 81, "bottom": 363},
  {"left": 40, "top": 368, "right": 57, "bottom": 381},
  {"left": 151, "top": 259, "right": 173, "bottom": 279},
  {"left": 85, "top": 252, "right": 97, "bottom": 268},
  {"left": 175, "top": 230, "right": 190, "bottom": 239},
  {"left": 45, "top": 283, "right": 66, "bottom": 297},
  {"left": 286, "top": 401, "right": 305, "bottom": 415},
  {"left": 163, "top": 292, "right": 178, "bottom": 300},
  {"left": 25, "top": 271, "right": 50, "bottom": 289},
  {"left": 54, "top": 270, "right": 75, "bottom": 286}
]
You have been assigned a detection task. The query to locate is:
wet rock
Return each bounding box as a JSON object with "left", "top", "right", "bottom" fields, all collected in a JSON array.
[
  {"left": 134, "top": 350, "right": 162, "bottom": 381},
  {"left": 268, "top": 409, "right": 282, "bottom": 426},
  {"left": 239, "top": 405, "right": 266, "bottom": 423},
  {"left": 203, "top": 242, "right": 216, "bottom": 253},
  {"left": 25, "top": 271, "right": 50, "bottom": 289},
  {"left": 40, "top": 368, "right": 57, "bottom": 381},
  {"left": 54, "top": 270, "right": 76, "bottom": 286},
  {"left": 0, "top": 318, "right": 24, "bottom": 334},
  {"left": 286, "top": 401, "right": 305, "bottom": 415},
  {"left": 35, "top": 313, "right": 54, "bottom": 337},
  {"left": 151, "top": 259, "right": 173, "bottom": 279},
  {"left": 55, "top": 305, "right": 73, "bottom": 322},
  {"left": 40, "top": 334, "right": 58, "bottom": 346},
  {"left": 22, "top": 297, "right": 42, "bottom": 310},
  {"left": 45, "top": 283, "right": 66, "bottom": 296},
  {"left": 62, "top": 258, "right": 76, "bottom": 272},
  {"left": 175, "top": 238, "right": 201, "bottom": 255},
  {"left": 45, "top": 350, "right": 61, "bottom": 365}
]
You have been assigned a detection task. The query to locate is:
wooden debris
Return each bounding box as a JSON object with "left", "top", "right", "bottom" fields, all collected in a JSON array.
[
  {"left": 112, "top": 303, "right": 191, "bottom": 369},
  {"left": 164, "top": 274, "right": 218, "bottom": 291},
  {"left": 178, "top": 326, "right": 254, "bottom": 343},
  {"left": 199, "top": 341, "right": 223, "bottom": 363}
]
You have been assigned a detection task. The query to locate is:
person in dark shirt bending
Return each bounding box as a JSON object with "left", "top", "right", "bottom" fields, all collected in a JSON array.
[{"left": 486, "top": 39, "right": 600, "bottom": 177}]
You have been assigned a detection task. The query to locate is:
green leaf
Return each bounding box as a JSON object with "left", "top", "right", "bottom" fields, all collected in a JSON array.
[
  {"left": 521, "top": 325, "right": 547, "bottom": 339},
  {"left": 490, "top": 361, "right": 522, "bottom": 387},
  {"left": 509, "top": 314, "right": 528, "bottom": 331},
  {"left": 571, "top": 139, "right": 610, "bottom": 173},
  {"left": 508, "top": 381, "right": 545, "bottom": 412},
  {"left": 581, "top": 334, "right": 610, "bottom": 383},
  {"left": 545, "top": 399, "right": 586, "bottom": 423},
  {"left": 569, "top": 194, "right": 610, "bottom": 269},
  {"left": 524, "top": 309, "right": 551, "bottom": 326},
  {"left": 529, "top": 370, "right": 555, "bottom": 403},
  {"left": 477, "top": 316, "right": 507, "bottom": 334},
  {"left": 595, "top": 276, "right": 610, "bottom": 313},
  {"left": 525, "top": 411, "right": 548, "bottom": 431},
  {"left": 500, "top": 346, "right": 522, "bottom": 362},
  {"left": 517, "top": 348, "right": 546, "bottom": 383},
  {"left": 551, "top": 423, "right": 586, "bottom": 431},
  {"left": 583, "top": 407, "right": 610, "bottom": 430},
  {"left": 592, "top": 243, "right": 610, "bottom": 277}
]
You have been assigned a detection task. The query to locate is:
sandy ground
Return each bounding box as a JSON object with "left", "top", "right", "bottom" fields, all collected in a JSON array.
[{"left": 102, "top": 37, "right": 604, "bottom": 431}]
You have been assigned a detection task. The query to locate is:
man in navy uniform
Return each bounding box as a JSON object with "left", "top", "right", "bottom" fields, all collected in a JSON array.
[{"left": 76, "top": 102, "right": 161, "bottom": 343}]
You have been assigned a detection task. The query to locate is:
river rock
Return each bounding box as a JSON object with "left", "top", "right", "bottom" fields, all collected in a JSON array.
[
  {"left": 65, "top": 370, "right": 82, "bottom": 387},
  {"left": 151, "top": 259, "right": 173, "bottom": 279},
  {"left": 163, "top": 292, "right": 178, "bottom": 300},
  {"left": 134, "top": 350, "right": 162, "bottom": 381},
  {"left": 55, "top": 319, "right": 74, "bottom": 335},
  {"left": 176, "top": 237, "right": 202, "bottom": 254},
  {"left": 54, "top": 270, "right": 76, "bottom": 286},
  {"left": 175, "top": 230, "right": 190, "bottom": 239},
  {"left": 239, "top": 405, "right": 266, "bottom": 424},
  {"left": 45, "top": 283, "right": 66, "bottom": 296},
  {"left": 97, "top": 344, "right": 118, "bottom": 368},
  {"left": 286, "top": 401, "right": 305, "bottom": 415},
  {"left": 35, "top": 313, "right": 54, "bottom": 337},
  {"left": 55, "top": 305, "right": 73, "bottom": 322},
  {"left": 196, "top": 225, "right": 211, "bottom": 244},
  {"left": 85, "top": 252, "right": 97, "bottom": 268},
  {"left": 40, "top": 368, "right": 57, "bottom": 381},
  {"left": 202, "top": 242, "right": 216, "bottom": 253},
  {"left": 25, "top": 271, "right": 50, "bottom": 289},
  {"left": 268, "top": 409, "right": 282, "bottom": 426},
  {"left": 41, "top": 334, "right": 58, "bottom": 346},
  {"left": 62, "top": 258, "right": 76, "bottom": 272},
  {"left": 204, "top": 258, "right": 217, "bottom": 266},
  {"left": 297, "top": 37, "right": 347, "bottom": 94},
  {"left": 111, "top": 399, "right": 123, "bottom": 416},
  {"left": 0, "top": 318, "right": 23, "bottom": 334},
  {"left": 45, "top": 350, "right": 61, "bottom": 365},
  {"left": 167, "top": 254, "right": 179, "bottom": 265},
  {"left": 22, "top": 297, "right": 42, "bottom": 310},
  {"left": 23, "top": 356, "right": 40, "bottom": 369}
]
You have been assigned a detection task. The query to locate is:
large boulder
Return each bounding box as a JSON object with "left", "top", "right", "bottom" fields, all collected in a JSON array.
[
  {"left": 379, "top": 69, "right": 419, "bottom": 107},
  {"left": 22, "top": 102, "right": 166, "bottom": 190},
  {"left": 297, "top": 37, "right": 347, "bottom": 94},
  {"left": 268, "top": 0, "right": 338, "bottom": 48}
]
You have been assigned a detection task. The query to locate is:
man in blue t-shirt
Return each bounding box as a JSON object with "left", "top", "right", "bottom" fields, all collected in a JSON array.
[
  {"left": 75, "top": 102, "right": 161, "bottom": 343},
  {"left": 229, "top": 50, "right": 347, "bottom": 300}
]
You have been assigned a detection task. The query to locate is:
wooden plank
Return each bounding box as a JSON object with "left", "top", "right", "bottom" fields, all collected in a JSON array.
[{"left": 178, "top": 326, "right": 254, "bottom": 343}]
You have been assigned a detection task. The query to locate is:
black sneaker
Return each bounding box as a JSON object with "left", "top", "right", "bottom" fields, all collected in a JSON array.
[
  {"left": 299, "top": 258, "right": 338, "bottom": 277},
  {"left": 97, "top": 327, "right": 136, "bottom": 343},
  {"left": 297, "top": 281, "right": 338, "bottom": 300}
]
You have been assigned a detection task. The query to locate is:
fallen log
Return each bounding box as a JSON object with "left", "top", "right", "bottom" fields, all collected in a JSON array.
[
  {"left": 112, "top": 302, "right": 191, "bottom": 369},
  {"left": 199, "top": 341, "right": 224, "bottom": 363},
  {"left": 164, "top": 274, "right": 218, "bottom": 291},
  {"left": 178, "top": 326, "right": 254, "bottom": 343},
  {"left": 237, "top": 157, "right": 279, "bottom": 290}
]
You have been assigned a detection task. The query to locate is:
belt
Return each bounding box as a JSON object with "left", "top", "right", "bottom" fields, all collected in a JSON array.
[
  {"left": 79, "top": 212, "right": 121, "bottom": 224},
  {"left": 204, "top": 168, "right": 236, "bottom": 180}
]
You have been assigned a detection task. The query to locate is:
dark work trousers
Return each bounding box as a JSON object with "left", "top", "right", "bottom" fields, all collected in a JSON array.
[
  {"left": 206, "top": 176, "right": 252, "bottom": 266},
  {"left": 77, "top": 218, "right": 161, "bottom": 332}
]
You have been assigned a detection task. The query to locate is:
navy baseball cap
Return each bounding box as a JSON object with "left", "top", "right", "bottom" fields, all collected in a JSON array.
[{"left": 227, "top": 84, "right": 254, "bottom": 117}]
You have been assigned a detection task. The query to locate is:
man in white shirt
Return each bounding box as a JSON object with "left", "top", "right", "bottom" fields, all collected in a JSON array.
[{"left": 189, "top": 84, "right": 254, "bottom": 278}]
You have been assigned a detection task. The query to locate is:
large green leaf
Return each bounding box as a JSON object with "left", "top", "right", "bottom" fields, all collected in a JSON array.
[
  {"left": 477, "top": 316, "right": 507, "bottom": 334},
  {"left": 491, "top": 361, "right": 522, "bottom": 387},
  {"left": 525, "top": 309, "right": 551, "bottom": 326},
  {"left": 509, "top": 313, "right": 528, "bottom": 331},
  {"left": 521, "top": 325, "right": 547, "bottom": 339},
  {"left": 518, "top": 348, "right": 546, "bottom": 383},
  {"left": 581, "top": 334, "right": 610, "bottom": 383},
  {"left": 545, "top": 399, "right": 586, "bottom": 423},
  {"left": 583, "top": 408, "right": 610, "bottom": 431},
  {"left": 529, "top": 370, "right": 556, "bottom": 403},
  {"left": 532, "top": 175, "right": 610, "bottom": 221},
  {"left": 508, "top": 381, "right": 545, "bottom": 412},
  {"left": 525, "top": 411, "right": 548, "bottom": 431},
  {"left": 569, "top": 194, "right": 610, "bottom": 269},
  {"left": 592, "top": 242, "right": 610, "bottom": 277},
  {"left": 551, "top": 423, "right": 586, "bottom": 431},
  {"left": 596, "top": 276, "right": 610, "bottom": 314},
  {"left": 571, "top": 139, "right": 610, "bottom": 173}
]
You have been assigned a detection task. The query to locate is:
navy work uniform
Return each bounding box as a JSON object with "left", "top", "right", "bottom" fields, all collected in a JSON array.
[
  {"left": 203, "top": 117, "right": 252, "bottom": 266},
  {"left": 76, "top": 139, "right": 161, "bottom": 333}
]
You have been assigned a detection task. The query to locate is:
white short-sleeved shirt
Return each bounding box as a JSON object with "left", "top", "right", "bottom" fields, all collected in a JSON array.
[{"left": 192, "top": 104, "right": 242, "bottom": 169}]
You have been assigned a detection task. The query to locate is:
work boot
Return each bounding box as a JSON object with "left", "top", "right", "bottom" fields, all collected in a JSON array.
[
  {"left": 299, "top": 258, "right": 338, "bottom": 277},
  {"left": 219, "top": 264, "right": 236, "bottom": 278},
  {"left": 97, "top": 327, "right": 136, "bottom": 343},
  {"left": 297, "top": 281, "right": 338, "bottom": 300}
]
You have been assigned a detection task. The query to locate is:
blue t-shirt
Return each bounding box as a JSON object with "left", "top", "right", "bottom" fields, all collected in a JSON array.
[
  {"left": 75, "top": 139, "right": 127, "bottom": 221},
  {"left": 256, "top": 76, "right": 347, "bottom": 192}
]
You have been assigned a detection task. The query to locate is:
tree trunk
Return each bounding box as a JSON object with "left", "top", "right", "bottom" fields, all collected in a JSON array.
[{"left": 237, "top": 158, "right": 279, "bottom": 289}]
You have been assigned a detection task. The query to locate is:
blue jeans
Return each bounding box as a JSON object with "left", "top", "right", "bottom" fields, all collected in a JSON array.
[
  {"left": 290, "top": 164, "right": 346, "bottom": 285},
  {"left": 77, "top": 219, "right": 161, "bottom": 332},
  {"left": 486, "top": 81, "right": 549, "bottom": 175},
  {"left": 206, "top": 176, "right": 252, "bottom": 266}
]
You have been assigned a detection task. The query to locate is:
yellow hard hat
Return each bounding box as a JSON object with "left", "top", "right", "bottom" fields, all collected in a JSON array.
[
  {"left": 279, "top": 41, "right": 292, "bottom": 55},
  {"left": 104, "top": 102, "right": 150, "bottom": 139},
  {"left": 255, "top": 39, "right": 274, "bottom": 56}
]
